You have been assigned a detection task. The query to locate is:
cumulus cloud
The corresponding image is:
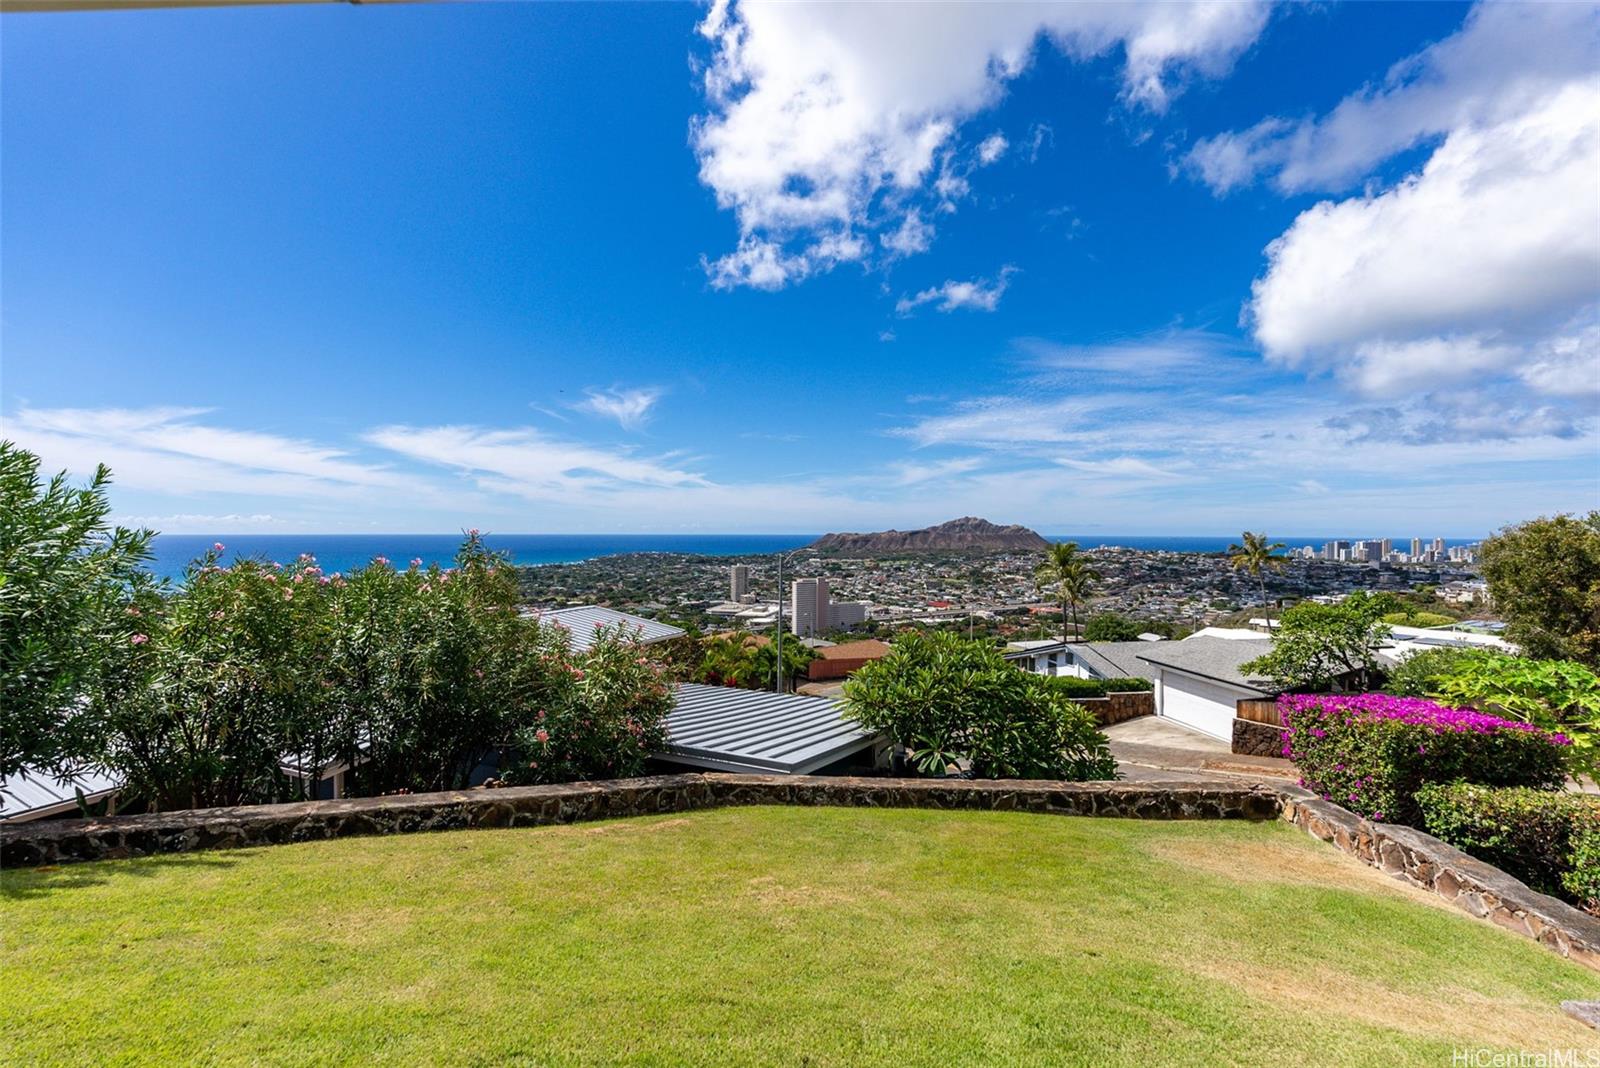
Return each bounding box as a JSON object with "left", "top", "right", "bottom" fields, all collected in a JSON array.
[
  {"left": 1186, "top": 3, "right": 1600, "bottom": 195},
  {"left": 1250, "top": 82, "right": 1600, "bottom": 395},
  {"left": 573, "top": 387, "right": 662, "bottom": 431},
  {"left": 880, "top": 209, "right": 934, "bottom": 257},
  {"left": 693, "top": 0, "right": 1271, "bottom": 288},
  {"left": 896, "top": 266, "right": 1016, "bottom": 315}
]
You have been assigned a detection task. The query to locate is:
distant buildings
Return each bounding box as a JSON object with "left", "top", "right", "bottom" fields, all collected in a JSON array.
[
  {"left": 729, "top": 563, "right": 749, "bottom": 601},
  {"left": 1310, "top": 536, "right": 1478, "bottom": 565},
  {"left": 789, "top": 576, "right": 870, "bottom": 637}
]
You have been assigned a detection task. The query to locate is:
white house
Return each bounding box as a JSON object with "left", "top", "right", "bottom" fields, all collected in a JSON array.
[
  {"left": 1004, "top": 639, "right": 1154, "bottom": 680},
  {"left": 1135, "top": 636, "right": 1276, "bottom": 741}
]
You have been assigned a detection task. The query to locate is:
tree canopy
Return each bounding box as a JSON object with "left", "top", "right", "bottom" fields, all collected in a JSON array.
[{"left": 1480, "top": 513, "right": 1600, "bottom": 665}]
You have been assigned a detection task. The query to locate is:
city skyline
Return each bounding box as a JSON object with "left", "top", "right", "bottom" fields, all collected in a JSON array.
[{"left": 2, "top": 2, "right": 1596, "bottom": 535}]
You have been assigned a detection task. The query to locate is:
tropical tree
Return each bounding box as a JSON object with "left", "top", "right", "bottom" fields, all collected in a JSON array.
[
  {"left": 1035, "top": 541, "right": 1101, "bottom": 641},
  {"left": 1479, "top": 513, "right": 1600, "bottom": 665},
  {"left": 1227, "top": 531, "right": 1286, "bottom": 622},
  {"left": 1242, "top": 592, "right": 1391, "bottom": 691},
  {"left": 0, "top": 442, "right": 159, "bottom": 783}
]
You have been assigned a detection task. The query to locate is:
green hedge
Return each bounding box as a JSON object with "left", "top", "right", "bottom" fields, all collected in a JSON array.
[
  {"left": 1416, "top": 782, "right": 1599, "bottom": 913},
  {"left": 1042, "top": 676, "right": 1152, "bottom": 698}
]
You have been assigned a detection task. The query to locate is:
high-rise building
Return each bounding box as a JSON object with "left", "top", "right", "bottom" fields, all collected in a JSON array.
[
  {"left": 1322, "top": 540, "right": 1349, "bottom": 561},
  {"left": 729, "top": 564, "right": 749, "bottom": 601},
  {"left": 1432, "top": 537, "right": 1445, "bottom": 554},
  {"left": 790, "top": 577, "right": 829, "bottom": 637},
  {"left": 1410, "top": 537, "right": 1422, "bottom": 559},
  {"left": 1380, "top": 538, "right": 1393, "bottom": 558}
]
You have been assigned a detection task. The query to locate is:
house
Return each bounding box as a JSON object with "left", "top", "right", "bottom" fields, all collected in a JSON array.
[
  {"left": 1004, "top": 639, "right": 1153, "bottom": 680},
  {"left": 1379, "top": 623, "right": 1514, "bottom": 665},
  {"left": 653, "top": 683, "right": 884, "bottom": 775},
  {"left": 1135, "top": 636, "right": 1277, "bottom": 741},
  {"left": 807, "top": 639, "right": 892, "bottom": 681},
  {"left": 529, "top": 605, "right": 686, "bottom": 653}
]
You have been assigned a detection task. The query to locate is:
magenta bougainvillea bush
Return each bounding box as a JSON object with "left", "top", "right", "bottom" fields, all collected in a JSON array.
[{"left": 1281, "top": 693, "right": 1570, "bottom": 825}]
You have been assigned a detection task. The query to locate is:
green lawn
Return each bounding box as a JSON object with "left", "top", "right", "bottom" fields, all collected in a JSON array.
[{"left": 4, "top": 807, "right": 1596, "bottom": 1066}]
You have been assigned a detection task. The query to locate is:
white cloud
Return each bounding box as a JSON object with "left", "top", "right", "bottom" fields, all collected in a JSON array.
[
  {"left": 976, "top": 132, "right": 1008, "bottom": 165},
  {"left": 1186, "top": 3, "right": 1600, "bottom": 195},
  {"left": 1055, "top": 456, "right": 1185, "bottom": 481},
  {"left": 573, "top": 387, "right": 662, "bottom": 431},
  {"left": 880, "top": 209, "right": 934, "bottom": 257},
  {"left": 1250, "top": 84, "right": 1600, "bottom": 398},
  {"left": 887, "top": 456, "right": 984, "bottom": 486},
  {"left": 896, "top": 266, "right": 1016, "bottom": 315},
  {"left": 3, "top": 406, "right": 404, "bottom": 499},
  {"left": 364, "top": 424, "right": 708, "bottom": 500},
  {"left": 693, "top": 0, "right": 1270, "bottom": 287}
]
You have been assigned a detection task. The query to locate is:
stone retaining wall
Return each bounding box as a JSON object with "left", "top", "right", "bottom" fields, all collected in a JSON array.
[
  {"left": 5, "top": 771, "right": 1596, "bottom": 973},
  {"left": 1078, "top": 690, "right": 1155, "bottom": 726},
  {"left": 1231, "top": 717, "right": 1287, "bottom": 758},
  {"left": 1276, "top": 785, "right": 1600, "bottom": 972}
]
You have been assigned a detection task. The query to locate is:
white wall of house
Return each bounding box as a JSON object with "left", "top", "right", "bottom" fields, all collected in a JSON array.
[{"left": 1152, "top": 668, "right": 1257, "bottom": 741}]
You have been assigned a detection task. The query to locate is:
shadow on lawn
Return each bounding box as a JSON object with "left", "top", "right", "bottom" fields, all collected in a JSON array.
[{"left": 1, "top": 850, "right": 252, "bottom": 901}]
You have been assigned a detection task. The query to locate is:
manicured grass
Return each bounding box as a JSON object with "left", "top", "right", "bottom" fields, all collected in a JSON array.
[{"left": 4, "top": 807, "right": 1596, "bottom": 1066}]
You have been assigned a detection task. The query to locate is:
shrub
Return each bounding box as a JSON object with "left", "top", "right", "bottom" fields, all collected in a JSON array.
[
  {"left": 1429, "top": 653, "right": 1600, "bottom": 780},
  {"left": 1382, "top": 647, "right": 1490, "bottom": 697},
  {"left": 1281, "top": 693, "right": 1569, "bottom": 825},
  {"left": 1243, "top": 593, "right": 1390, "bottom": 691},
  {"left": 845, "top": 631, "right": 1115, "bottom": 781},
  {"left": 1416, "top": 782, "right": 1600, "bottom": 912},
  {"left": 1043, "top": 675, "right": 1152, "bottom": 698},
  {"left": 0, "top": 442, "right": 159, "bottom": 782},
  {"left": 504, "top": 624, "right": 673, "bottom": 785},
  {"left": 1381, "top": 610, "right": 1457, "bottom": 628}
]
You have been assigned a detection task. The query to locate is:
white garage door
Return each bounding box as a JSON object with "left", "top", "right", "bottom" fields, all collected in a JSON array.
[{"left": 1158, "top": 671, "right": 1242, "bottom": 741}]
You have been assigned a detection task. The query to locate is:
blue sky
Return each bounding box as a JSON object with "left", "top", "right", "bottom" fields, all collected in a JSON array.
[{"left": 3, "top": 1, "right": 1596, "bottom": 535}]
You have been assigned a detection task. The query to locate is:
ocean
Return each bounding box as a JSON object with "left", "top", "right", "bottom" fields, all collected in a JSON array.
[{"left": 141, "top": 533, "right": 1482, "bottom": 581}]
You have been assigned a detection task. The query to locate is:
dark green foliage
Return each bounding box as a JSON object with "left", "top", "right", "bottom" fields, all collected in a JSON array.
[
  {"left": 1083, "top": 613, "right": 1140, "bottom": 642},
  {"left": 1416, "top": 782, "right": 1599, "bottom": 912},
  {"left": 1382, "top": 647, "right": 1491, "bottom": 697},
  {"left": 844, "top": 631, "right": 1116, "bottom": 781},
  {"left": 1480, "top": 512, "right": 1600, "bottom": 665},
  {"left": 0, "top": 442, "right": 160, "bottom": 781},
  {"left": 1243, "top": 592, "right": 1390, "bottom": 691},
  {"left": 1043, "top": 675, "right": 1152, "bottom": 697},
  {"left": 695, "top": 634, "right": 816, "bottom": 691}
]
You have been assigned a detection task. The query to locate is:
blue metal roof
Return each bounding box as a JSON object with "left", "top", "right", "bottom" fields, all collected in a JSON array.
[{"left": 658, "top": 683, "right": 881, "bottom": 775}]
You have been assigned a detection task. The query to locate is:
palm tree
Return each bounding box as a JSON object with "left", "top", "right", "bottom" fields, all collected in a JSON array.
[
  {"left": 1227, "top": 531, "right": 1286, "bottom": 624},
  {"left": 1035, "top": 541, "right": 1101, "bottom": 642}
]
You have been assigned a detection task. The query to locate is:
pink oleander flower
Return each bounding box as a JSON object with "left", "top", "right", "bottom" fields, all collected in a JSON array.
[
  {"left": 534, "top": 728, "right": 549, "bottom": 743},
  {"left": 126, "top": 605, "right": 141, "bottom": 616},
  {"left": 214, "top": 542, "right": 225, "bottom": 552},
  {"left": 130, "top": 633, "right": 148, "bottom": 645},
  {"left": 374, "top": 556, "right": 390, "bottom": 566},
  {"left": 283, "top": 589, "right": 293, "bottom": 601},
  {"left": 410, "top": 557, "right": 423, "bottom": 569},
  {"left": 318, "top": 576, "right": 330, "bottom": 585}
]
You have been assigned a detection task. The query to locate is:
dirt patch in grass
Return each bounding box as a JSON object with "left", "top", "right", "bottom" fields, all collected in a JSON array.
[
  {"left": 1148, "top": 835, "right": 1451, "bottom": 911},
  {"left": 1195, "top": 956, "right": 1596, "bottom": 1049},
  {"left": 578, "top": 817, "right": 694, "bottom": 836}
]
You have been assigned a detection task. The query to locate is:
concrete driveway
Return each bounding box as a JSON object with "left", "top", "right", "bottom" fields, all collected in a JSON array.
[{"left": 1105, "top": 715, "right": 1296, "bottom": 783}]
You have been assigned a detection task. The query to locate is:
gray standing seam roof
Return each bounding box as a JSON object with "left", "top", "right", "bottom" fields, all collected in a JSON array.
[
  {"left": 2, "top": 767, "right": 120, "bottom": 821},
  {"left": 1072, "top": 641, "right": 1159, "bottom": 679},
  {"left": 658, "top": 683, "right": 881, "bottom": 775},
  {"left": 1135, "top": 637, "right": 1276, "bottom": 692},
  {"left": 536, "top": 606, "right": 685, "bottom": 653}
]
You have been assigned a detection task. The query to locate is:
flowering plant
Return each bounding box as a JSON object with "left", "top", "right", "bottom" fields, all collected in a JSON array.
[{"left": 1282, "top": 692, "right": 1569, "bottom": 825}]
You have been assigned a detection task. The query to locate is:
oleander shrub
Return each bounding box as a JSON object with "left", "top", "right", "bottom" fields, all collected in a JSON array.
[
  {"left": 1416, "top": 782, "right": 1600, "bottom": 913},
  {"left": 845, "top": 630, "right": 1116, "bottom": 781},
  {"left": 1281, "top": 693, "right": 1570, "bottom": 825},
  {"left": 503, "top": 622, "right": 673, "bottom": 785},
  {"left": 1043, "top": 676, "right": 1153, "bottom": 698}
]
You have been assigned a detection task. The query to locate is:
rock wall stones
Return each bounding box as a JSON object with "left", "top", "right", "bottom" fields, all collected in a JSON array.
[
  {"left": 1231, "top": 717, "right": 1287, "bottom": 758},
  {"left": 1081, "top": 691, "right": 1156, "bottom": 726},
  {"left": 1276, "top": 784, "right": 1600, "bottom": 972}
]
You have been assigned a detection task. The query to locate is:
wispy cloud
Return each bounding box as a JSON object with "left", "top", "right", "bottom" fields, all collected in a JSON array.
[
  {"left": 572, "top": 387, "right": 662, "bottom": 431},
  {"left": 896, "top": 266, "right": 1016, "bottom": 315}
]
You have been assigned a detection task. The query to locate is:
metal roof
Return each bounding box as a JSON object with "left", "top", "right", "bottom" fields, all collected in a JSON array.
[
  {"left": 1136, "top": 636, "right": 1277, "bottom": 693},
  {"left": 657, "top": 683, "right": 881, "bottom": 775},
  {"left": 2, "top": 766, "right": 121, "bottom": 822},
  {"left": 535, "top": 606, "right": 685, "bottom": 653}
]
